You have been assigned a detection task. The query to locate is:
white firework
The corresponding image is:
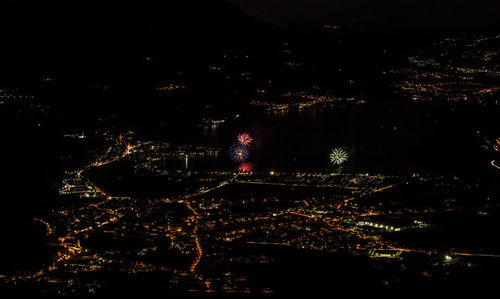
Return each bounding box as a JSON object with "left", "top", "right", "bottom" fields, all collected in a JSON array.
[{"left": 330, "top": 148, "right": 348, "bottom": 165}]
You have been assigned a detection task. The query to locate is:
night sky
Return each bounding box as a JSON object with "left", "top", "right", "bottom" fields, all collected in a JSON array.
[{"left": 231, "top": 0, "right": 500, "bottom": 29}]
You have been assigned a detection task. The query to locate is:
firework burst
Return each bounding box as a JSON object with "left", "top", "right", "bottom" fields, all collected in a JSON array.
[
  {"left": 330, "top": 148, "right": 348, "bottom": 165},
  {"left": 228, "top": 142, "right": 250, "bottom": 163},
  {"left": 237, "top": 133, "right": 253, "bottom": 146}
]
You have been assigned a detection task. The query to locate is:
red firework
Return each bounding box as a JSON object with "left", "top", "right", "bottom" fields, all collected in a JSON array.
[{"left": 237, "top": 133, "right": 253, "bottom": 146}]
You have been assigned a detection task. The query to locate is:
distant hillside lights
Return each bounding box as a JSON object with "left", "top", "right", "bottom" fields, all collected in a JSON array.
[
  {"left": 63, "top": 132, "right": 86, "bottom": 139},
  {"left": 209, "top": 65, "right": 222, "bottom": 71},
  {"left": 0, "top": 89, "right": 35, "bottom": 103},
  {"left": 156, "top": 83, "right": 186, "bottom": 92},
  {"left": 392, "top": 34, "right": 500, "bottom": 105}
]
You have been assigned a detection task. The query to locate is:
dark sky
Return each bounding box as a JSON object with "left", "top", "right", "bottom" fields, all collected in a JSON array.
[{"left": 230, "top": 0, "right": 500, "bottom": 29}]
